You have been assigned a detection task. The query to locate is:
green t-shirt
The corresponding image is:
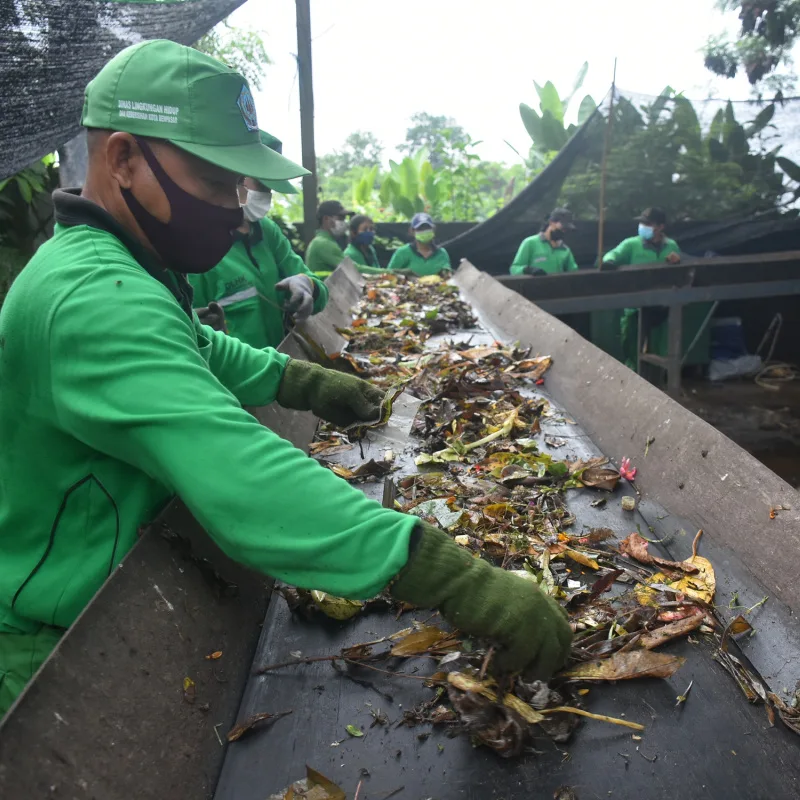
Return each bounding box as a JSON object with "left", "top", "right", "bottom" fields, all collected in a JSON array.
[
  {"left": 387, "top": 243, "right": 452, "bottom": 276},
  {"left": 603, "top": 235, "right": 680, "bottom": 267},
  {"left": 509, "top": 233, "right": 579, "bottom": 275},
  {"left": 343, "top": 242, "right": 385, "bottom": 274},
  {"left": 190, "top": 218, "right": 328, "bottom": 349},
  {"left": 305, "top": 229, "right": 345, "bottom": 272},
  {"left": 0, "top": 190, "right": 417, "bottom": 712}
]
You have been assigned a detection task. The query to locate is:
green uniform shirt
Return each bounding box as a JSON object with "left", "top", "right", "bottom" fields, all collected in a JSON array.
[
  {"left": 305, "top": 229, "right": 345, "bottom": 272},
  {"left": 343, "top": 242, "right": 385, "bottom": 274},
  {"left": 190, "top": 218, "right": 328, "bottom": 349},
  {"left": 0, "top": 191, "right": 415, "bottom": 711},
  {"left": 509, "top": 233, "right": 579, "bottom": 275},
  {"left": 387, "top": 243, "right": 452, "bottom": 276},
  {"left": 602, "top": 235, "right": 680, "bottom": 267}
]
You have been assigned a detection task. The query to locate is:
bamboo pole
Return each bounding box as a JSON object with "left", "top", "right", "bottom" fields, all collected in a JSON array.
[{"left": 597, "top": 59, "right": 618, "bottom": 269}]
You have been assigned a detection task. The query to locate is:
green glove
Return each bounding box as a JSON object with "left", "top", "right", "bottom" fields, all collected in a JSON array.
[
  {"left": 390, "top": 524, "right": 573, "bottom": 678},
  {"left": 277, "top": 359, "right": 385, "bottom": 428}
]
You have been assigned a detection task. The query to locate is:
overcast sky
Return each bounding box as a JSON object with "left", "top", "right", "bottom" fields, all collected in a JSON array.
[{"left": 235, "top": 0, "right": 755, "bottom": 167}]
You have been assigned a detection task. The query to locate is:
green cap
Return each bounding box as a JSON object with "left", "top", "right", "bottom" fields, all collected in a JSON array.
[
  {"left": 81, "top": 39, "right": 309, "bottom": 183},
  {"left": 258, "top": 131, "right": 300, "bottom": 194}
]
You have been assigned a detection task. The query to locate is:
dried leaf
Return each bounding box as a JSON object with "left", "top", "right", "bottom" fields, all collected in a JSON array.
[
  {"left": 587, "top": 569, "right": 623, "bottom": 602},
  {"left": 390, "top": 625, "right": 459, "bottom": 656},
  {"left": 619, "top": 533, "right": 699, "bottom": 574},
  {"left": 447, "top": 672, "right": 543, "bottom": 724},
  {"left": 182, "top": 676, "right": 196, "bottom": 704},
  {"left": 560, "top": 650, "right": 686, "bottom": 681},
  {"left": 310, "top": 591, "right": 364, "bottom": 621},
  {"left": 205, "top": 650, "right": 223, "bottom": 661},
  {"left": 638, "top": 607, "right": 706, "bottom": 649},
  {"left": 227, "top": 710, "right": 292, "bottom": 742},
  {"left": 580, "top": 466, "right": 620, "bottom": 492},
  {"left": 410, "top": 497, "right": 463, "bottom": 529}
]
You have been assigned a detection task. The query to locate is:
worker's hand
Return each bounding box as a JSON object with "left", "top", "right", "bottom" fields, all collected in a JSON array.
[
  {"left": 666, "top": 252, "right": 681, "bottom": 265},
  {"left": 390, "top": 524, "right": 573, "bottom": 678},
  {"left": 277, "top": 359, "right": 386, "bottom": 428},
  {"left": 276, "top": 274, "right": 315, "bottom": 322},
  {"left": 524, "top": 267, "right": 547, "bottom": 277},
  {"left": 195, "top": 302, "right": 227, "bottom": 333}
]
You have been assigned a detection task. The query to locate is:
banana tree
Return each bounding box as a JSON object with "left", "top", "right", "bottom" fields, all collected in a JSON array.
[
  {"left": 378, "top": 148, "right": 442, "bottom": 219},
  {"left": 519, "top": 62, "right": 597, "bottom": 156}
]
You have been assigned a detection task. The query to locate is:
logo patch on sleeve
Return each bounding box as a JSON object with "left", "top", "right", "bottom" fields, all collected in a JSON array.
[{"left": 237, "top": 84, "right": 259, "bottom": 132}]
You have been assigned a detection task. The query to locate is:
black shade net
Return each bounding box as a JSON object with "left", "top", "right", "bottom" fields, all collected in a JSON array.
[{"left": 0, "top": 0, "right": 245, "bottom": 181}]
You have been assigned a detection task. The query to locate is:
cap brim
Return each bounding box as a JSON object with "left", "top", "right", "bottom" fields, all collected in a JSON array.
[
  {"left": 262, "top": 178, "right": 299, "bottom": 194},
  {"left": 170, "top": 139, "right": 310, "bottom": 182}
]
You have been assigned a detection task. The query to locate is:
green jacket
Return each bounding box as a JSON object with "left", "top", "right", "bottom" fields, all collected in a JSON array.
[
  {"left": 603, "top": 235, "right": 680, "bottom": 267},
  {"left": 305, "top": 229, "right": 345, "bottom": 272},
  {"left": 343, "top": 242, "right": 385, "bottom": 274},
  {"left": 387, "top": 243, "right": 452, "bottom": 276},
  {"left": 509, "top": 233, "right": 578, "bottom": 275},
  {"left": 189, "top": 218, "right": 328, "bottom": 349},
  {"left": 0, "top": 191, "right": 415, "bottom": 701}
]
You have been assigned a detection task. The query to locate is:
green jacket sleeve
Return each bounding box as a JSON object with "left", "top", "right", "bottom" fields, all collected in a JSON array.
[
  {"left": 510, "top": 239, "right": 531, "bottom": 274},
  {"left": 387, "top": 246, "right": 409, "bottom": 271},
  {"left": 263, "top": 219, "right": 328, "bottom": 314},
  {"left": 603, "top": 239, "right": 631, "bottom": 266},
  {"left": 564, "top": 248, "right": 579, "bottom": 272},
  {"left": 49, "top": 265, "right": 416, "bottom": 598}
]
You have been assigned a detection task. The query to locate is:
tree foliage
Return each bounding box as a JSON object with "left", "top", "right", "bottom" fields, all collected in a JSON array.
[
  {"left": 398, "top": 113, "right": 469, "bottom": 168},
  {"left": 558, "top": 89, "right": 800, "bottom": 221},
  {"left": 703, "top": 0, "right": 800, "bottom": 90},
  {"left": 318, "top": 131, "right": 384, "bottom": 178},
  {"left": 194, "top": 19, "right": 270, "bottom": 90}
]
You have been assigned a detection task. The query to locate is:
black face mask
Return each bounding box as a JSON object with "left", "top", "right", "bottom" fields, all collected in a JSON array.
[{"left": 121, "top": 137, "right": 243, "bottom": 273}]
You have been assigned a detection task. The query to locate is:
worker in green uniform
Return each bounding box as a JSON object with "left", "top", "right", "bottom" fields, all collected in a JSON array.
[
  {"left": 603, "top": 208, "right": 682, "bottom": 368},
  {"left": 190, "top": 131, "right": 327, "bottom": 348},
  {"left": 509, "top": 208, "right": 579, "bottom": 275},
  {"left": 387, "top": 212, "right": 452, "bottom": 276},
  {"left": 343, "top": 214, "right": 385, "bottom": 274},
  {"left": 0, "top": 41, "right": 571, "bottom": 717},
  {"left": 304, "top": 200, "right": 350, "bottom": 275}
]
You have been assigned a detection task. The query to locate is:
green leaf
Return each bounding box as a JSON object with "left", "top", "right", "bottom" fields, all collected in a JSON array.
[
  {"left": 539, "top": 110, "right": 568, "bottom": 151},
  {"left": 392, "top": 195, "right": 415, "bottom": 219},
  {"left": 744, "top": 104, "right": 775, "bottom": 138},
  {"left": 672, "top": 96, "right": 702, "bottom": 151},
  {"left": 708, "top": 108, "right": 725, "bottom": 142},
  {"left": 519, "top": 103, "right": 543, "bottom": 144},
  {"left": 537, "top": 81, "right": 564, "bottom": 123},
  {"left": 398, "top": 157, "right": 419, "bottom": 202},
  {"left": 345, "top": 725, "right": 364, "bottom": 738},
  {"left": 424, "top": 172, "right": 440, "bottom": 205},
  {"left": 708, "top": 138, "right": 729, "bottom": 162},
  {"left": 647, "top": 88, "right": 673, "bottom": 124},
  {"left": 577, "top": 95, "right": 597, "bottom": 125},
  {"left": 16, "top": 176, "right": 33, "bottom": 204},
  {"left": 379, "top": 175, "right": 397, "bottom": 206},
  {"left": 0, "top": 177, "right": 10, "bottom": 193},
  {"left": 777, "top": 156, "right": 800, "bottom": 183},
  {"left": 563, "top": 62, "right": 589, "bottom": 112}
]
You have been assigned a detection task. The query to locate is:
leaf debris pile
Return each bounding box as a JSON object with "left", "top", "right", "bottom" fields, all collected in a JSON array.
[{"left": 267, "top": 273, "right": 796, "bottom": 756}]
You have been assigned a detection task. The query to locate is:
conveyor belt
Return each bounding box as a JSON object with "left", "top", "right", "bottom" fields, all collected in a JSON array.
[{"left": 215, "top": 306, "right": 800, "bottom": 800}]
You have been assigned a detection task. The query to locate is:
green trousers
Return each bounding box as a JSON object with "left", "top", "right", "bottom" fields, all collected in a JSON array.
[{"left": 0, "top": 624, "right": 64, "bottom": 717}]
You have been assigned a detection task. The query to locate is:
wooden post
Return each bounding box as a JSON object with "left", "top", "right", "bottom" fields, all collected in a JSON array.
[
  {"left": 597, "top": 59, "right": 617, "bottom": 269},
  {"left": 295, "top": 0, "right": 317, "bottom": 245}
]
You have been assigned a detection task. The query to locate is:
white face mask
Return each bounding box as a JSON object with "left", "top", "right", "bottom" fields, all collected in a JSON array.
[
  {"left": 331, "top": 219, "right": 348, "bottom": 237},
  {"left": 242, "top": 189, "right": 272, "bottom": 222}
]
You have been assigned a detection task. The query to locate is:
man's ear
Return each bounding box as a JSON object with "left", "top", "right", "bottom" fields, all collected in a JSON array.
[{"left": 106, "top": 132, "right": 139, "bottom": 190}]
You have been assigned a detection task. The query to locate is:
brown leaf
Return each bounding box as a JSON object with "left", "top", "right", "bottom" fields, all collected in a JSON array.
[
  {"left": 588, "top": 569, "right": 623, "bottom": 602},
  {"left": 580, "top": 467, "right": 620, "bottom": 492},
  {"left": 560, "top": 650, "right": 686, "bottom": 681},
  {"left": 205, "top": 650, "right": 223, "bottom": 661},
  {"left": 390, "top": 625, "right": 460, "bottom": 656},
  {"left": 619, "top": 533, "right": 699, "bottom": 574},
  {"left": 227, "top": 710, "right": 292, "bottom": 742},
  {"left": 576, "top": 528, "right": 615, "bottom": 546},
  {"left": 638, "top": 607, "right": 706, "bottom": 649}
]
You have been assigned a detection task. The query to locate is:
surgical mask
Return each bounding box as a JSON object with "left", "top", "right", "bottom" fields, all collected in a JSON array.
[
  {"left": 638, "top": 223, "right": 655, "bottom": 241},
  {"left": 354, "top": 230, "right": 375, "bottom": 246},
  {"left": 122, "top": 137, "right": 242, "bottom": 273},
  {"left": 331, "top": 219, "right": 348, "bottom": 237},
  {"left": 242, "top": 189, "right": 272, "bottom": 222},
  {"left": 415, "top": 230, "right": 435, "bottom": 244}
]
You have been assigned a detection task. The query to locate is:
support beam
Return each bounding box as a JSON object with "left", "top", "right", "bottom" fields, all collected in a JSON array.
[{"left": 295, "top": 0, "right": 317, "bottom": 245}]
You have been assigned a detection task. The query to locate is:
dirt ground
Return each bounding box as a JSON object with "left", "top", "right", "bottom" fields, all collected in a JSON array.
[{"left": 679, "top": 379, "right": 800, "bottom": 489}]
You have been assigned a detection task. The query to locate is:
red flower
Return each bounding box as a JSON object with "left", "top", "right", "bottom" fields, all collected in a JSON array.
[{"left": 619, "top": 457, "right": 637, "bottom": 481}]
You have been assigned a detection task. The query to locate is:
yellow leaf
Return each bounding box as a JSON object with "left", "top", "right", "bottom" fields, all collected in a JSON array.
[
  {"left": 330, "top": 465, "right": 355, "bottom": 480},
  {"left": 183, "top": 676, "right": 195, "bottom": 692},
  {"left": 417, "top": 274, "right": 443, "bottom": 285},
  {"left": 564, "top": 549, "right": 600, "bottom": 570},
  {"left": 454, "top": 534, "right": 471, "bottom": 546},
  {"left": 390, "top": 625, "right": 459, "bottom": 656},
  {"left": 310, "top": 591, "right": 363, "bottom": 621},
  {"left": 637, "top": 555, "right": 716, "bottom": 606}
]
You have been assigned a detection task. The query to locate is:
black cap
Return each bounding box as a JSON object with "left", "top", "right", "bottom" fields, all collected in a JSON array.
[
  {"left": 548, "top": 208, "right": 576, "bottom": 230},
  {"left": 317, "top": 200, "right": 352, "bottom": 222},
  {"left": 636, "top": 207, "right": 667, "bottom": 225}
]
